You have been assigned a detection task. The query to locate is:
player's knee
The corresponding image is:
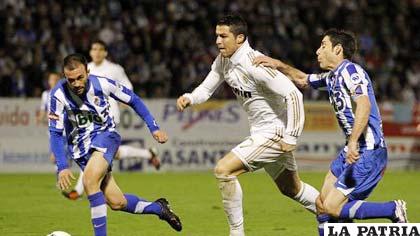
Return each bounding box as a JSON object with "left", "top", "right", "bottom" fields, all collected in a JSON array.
[
  {"left": 214, "top": 162, "right": 231, "bottom": 177},
  {"left": 316, "top": 196, "right": 325, "bottom": 214},
  {"left": 322, "top": 201, "right": 340, "bottom": 218},
  {"left": 107, "top": 197, "right": 126, "bottom": 211},
  {"left": 82, "top": 172, "right": 100, "bottom": 193}
]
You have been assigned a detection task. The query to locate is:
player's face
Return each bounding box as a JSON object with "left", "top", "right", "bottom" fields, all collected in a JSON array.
[
  {"left": 90, "top": 43, "right": 107, "bottom": 64},
  {"left": 48, "top": 74, "right": 60, "bottom": 89},
  {"left": 215, "top": 25, "right": 243, "bottom": 58},
  {"left": 316, "top": 36, "right": 341, "bottom": 70},
  {"left": 64, "top": 63, "right": 88, "bottom": 95}
]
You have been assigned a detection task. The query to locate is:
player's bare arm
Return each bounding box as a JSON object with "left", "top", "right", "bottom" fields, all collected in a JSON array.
[
  {"left": 176, "top": 96, "right": 191, "bottom": 112},
  {"left": 346, "top": 95, "right": 371, "bottom": 164},
  {"left": 253, "top": 55, "right": 309, "bottom": 89}
]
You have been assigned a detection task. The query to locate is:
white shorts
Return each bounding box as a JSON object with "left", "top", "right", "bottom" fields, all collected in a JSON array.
[{"left": 232, "top": 132, "right": 297, "bottom": 180}]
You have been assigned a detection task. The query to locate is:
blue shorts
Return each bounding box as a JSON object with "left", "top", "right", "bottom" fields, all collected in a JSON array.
[
  {"left": 330, "top": 147, "right": 387, "bottom": 201},
  {"left": 74, "top": 131, "right": 121, "bottom": 170}
]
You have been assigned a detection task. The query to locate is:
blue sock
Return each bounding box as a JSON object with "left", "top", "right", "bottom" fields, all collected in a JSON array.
[
  {"left": 339, "top": 200, "right": 396, "bottom": 220},
  {"left": 88, "top": 192, "right": 107, "bottom": 236},
  {"left": 317, "top": 214, "right": 331, "bottom": 236},
  {"left": 123, "top": 194, "right": 162, "bottom": 215}
]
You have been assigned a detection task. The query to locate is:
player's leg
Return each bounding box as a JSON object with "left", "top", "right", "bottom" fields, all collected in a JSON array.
[
  {"left": 315, "top": 170, "right": 340, "bottom": 235},
  {"left": 318, "top": 148, "right": 408, "bottom": 236},
  {"left": 214, "top": 151, "right": 248, "bottom": 236},
  {"left": 265, "top": 153, "right": 319, "bottom": 214},
  {"left": 83, "top": 151, "right": 110, "bottom": 236},
  {"left": 116, "top": 145, "right": 160, "bottom": 170},
  {"left": 100, "top": 173, "right": 182, "bottom": 231}
]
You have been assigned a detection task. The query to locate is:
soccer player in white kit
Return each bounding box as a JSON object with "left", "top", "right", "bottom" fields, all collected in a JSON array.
[
  {"left": 177, "top": 14, "right": 319, "bottom": 236},
  {"left": 67, "top": 40, "right": 161, "bottom": 199}
]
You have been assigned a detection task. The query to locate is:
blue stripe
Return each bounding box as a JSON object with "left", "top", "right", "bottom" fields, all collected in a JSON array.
[
  {"left": 88, "top": 192, "right": 106, "bottom": 207},
  {"left": 345, "top": 63, "right": 357, "bottom": 75}
]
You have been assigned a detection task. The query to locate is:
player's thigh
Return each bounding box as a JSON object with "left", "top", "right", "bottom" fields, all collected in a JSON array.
[
  {"left": 83, "top": 151, "right": 109, "bottom": 192},
  {"left": 322, "top": 184, "right": 348, "bottom": 217},
  {"left": 214, "top": 152, "right": 247, "bottom": 177},
  {"left": 228, "top": 132, "right": 283, "bottom": 176},
  {"left": 101, "top": 173, "right": 127, "bottom": 210},
  {"left": 320, "top": 170, "right": 338, "bottom": 201}
]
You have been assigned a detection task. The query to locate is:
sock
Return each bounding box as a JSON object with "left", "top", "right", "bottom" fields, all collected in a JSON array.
[
  {"left": 118, "top": 145, "right": 151, "bottom": 160},
  {"left": 317, "top": 214, "right": 331, "bottom": 236},
  {"left": 74, "top": 170, "right": 84, "bottom": 195},
  {"left": 216, "top": 175, "right": 244, "bottom": 235},
  {"left": 123, "top": 194, "right": 162, "bottom": 215},
  {"left": 88, "top": 192, "right": 107, "bottom": 236},
  {"left": 293, "top": 181, "right": 319, "bottom": 214},
  {"left": 339, "top": 200, "right": 396, "bottom": 220}
]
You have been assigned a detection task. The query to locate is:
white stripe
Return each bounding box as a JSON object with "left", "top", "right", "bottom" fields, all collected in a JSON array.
[
  {"left": 349, "top": 200, "right": 365, "bottom": 218},
  {"left": 91, "top": 204, "right": 107, "bottom": 219},
  {"left": 134, "top": 201, "right": 151, "bottom": 214},
  {"left": 365, "top": 126, "right": 375, "bottom": 149}
]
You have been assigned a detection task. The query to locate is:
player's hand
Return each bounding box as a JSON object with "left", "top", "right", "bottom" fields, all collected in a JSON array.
[
  {"left": 176, "top": 96, "right": 191, "bottom": 112},
  {"left": 57, "top": 169, "right": 75, "bottom": 191},
  {"left": 279, "top": 140, "right": 296, "bottom": 152},
  {"left": 153, "top": 130, "right": 168, "bottom": 143},
  {"left": 346, "top": 141, "right": 360, "bottom": 164},
  {"left": 253, "top": 55, "right": 282, "bottom": 69}
]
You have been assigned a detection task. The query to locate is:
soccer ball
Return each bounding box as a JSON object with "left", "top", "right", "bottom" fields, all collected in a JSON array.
[{"left": 46, "top": 231, "right": 71, "bottom": 236}]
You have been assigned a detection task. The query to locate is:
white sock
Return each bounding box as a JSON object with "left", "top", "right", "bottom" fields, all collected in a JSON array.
[
  {"left": 216, "top": 175, "right": 244, "bottom": 236},
  {"left": 293, "top": 181, "right": 319, "bottom": 214},
  {"left": 75, "top": 170, "right": 84, "bottom": 196},
  {"left": 118, "top": 145, "right": 151, "bottom": 160}
]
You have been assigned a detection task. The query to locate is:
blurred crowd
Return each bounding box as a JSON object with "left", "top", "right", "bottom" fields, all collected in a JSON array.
[{"left": 0, "top": 0, "right": 419, "bottom": 103}]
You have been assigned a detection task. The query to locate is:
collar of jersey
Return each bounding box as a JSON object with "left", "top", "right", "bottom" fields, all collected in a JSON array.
[
  {"left": 332, "top": 59, "right": 349, "bottom": 76},
  {"left": 229, "top": 40, "right": 251, "bottom": 65}
]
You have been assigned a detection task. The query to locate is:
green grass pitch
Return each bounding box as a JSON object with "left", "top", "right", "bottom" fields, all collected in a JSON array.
[{"left": 0, "top": 171, "right": 419, "bottom": 236}]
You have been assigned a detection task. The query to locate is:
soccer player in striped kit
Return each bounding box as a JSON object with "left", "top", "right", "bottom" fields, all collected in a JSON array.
[
  {"left": 254, "top": 29, "right": 408, "bottom": 235},
  {"left": 66, "top": 40, "right": 161, "bottom": 200},
  {"left": 49, "top": 53, "right": 182, "bottom": 236},
  {"left": 177, "top": 14, "right": 319, "bottom": 236}
]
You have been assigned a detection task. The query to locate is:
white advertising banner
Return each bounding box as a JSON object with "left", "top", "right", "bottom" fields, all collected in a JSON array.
[{"left": 0, "top": 98, "right": 418, "bottom": 172}]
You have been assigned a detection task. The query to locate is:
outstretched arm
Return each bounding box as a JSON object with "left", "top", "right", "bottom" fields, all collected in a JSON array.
[
  {"left": 253, "top": 55, "right": 309, "bottom": 89},
  {"left": 104, "top": 78, "right": 168, "bottom": 143}
]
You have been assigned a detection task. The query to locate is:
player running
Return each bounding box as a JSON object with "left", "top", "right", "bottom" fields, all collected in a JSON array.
[
  {"left": 253, "top": 28, "right": 408, "bottom": 235},
  {"left": 177, "top": 14, "right": 319, "bottom": 236},
  {"left": 49, "top": 53, "right": 182, "bottom": 235},
  {"left": 64, "top": 40, "right": 161, "bottom": 200}
]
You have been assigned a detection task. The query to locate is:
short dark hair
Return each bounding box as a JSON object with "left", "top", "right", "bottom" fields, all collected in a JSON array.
[
  {"left": 323, "top": 29, "right": 357, "bottom": 59},
  {"left": 217, "top": 13, "right": 248, "bottom": 39},
  {"left": 63, "top": 53, "right": 88, "bottom": 72},
  {"left": 91, "top": 39, "right": 108, "bottom": 51}
]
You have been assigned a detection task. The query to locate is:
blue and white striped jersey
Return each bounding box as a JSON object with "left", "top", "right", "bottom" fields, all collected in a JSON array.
[
  {"left": 307, "top": 59, "right": 386, "bottom": 150},
  {"left": 48, "top": 74, "right": 159, "bottom": 162}
]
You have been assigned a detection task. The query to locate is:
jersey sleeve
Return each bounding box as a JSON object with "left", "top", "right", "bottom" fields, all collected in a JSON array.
[
  {"left": 183, "top": 55, "right": 224, "bottom": 104},
  {"left": 249, "top": 65, "right": 305, "bottom": 145},
  {"left": 100, "top": 78, "right": 160, "bottom": 132},
  {"left": 48, "top": 91, "right": 65, "bottom": 132},
  {"left": 307, "top": 72, "right": 329, "bottom": 89},
  {"left": 342, "top": 64, "right": 369, "bottom": 101},
  {"left": 115, "top": 65, "right": 133, "bottom": 90}
]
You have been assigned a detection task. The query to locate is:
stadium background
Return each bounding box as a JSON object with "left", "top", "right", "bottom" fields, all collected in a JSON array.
[{"left": 0, "top": 0, "right": 419, "bottom": 235}]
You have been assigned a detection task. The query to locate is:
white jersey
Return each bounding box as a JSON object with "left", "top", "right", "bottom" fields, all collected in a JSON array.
[
  {"left": 184, "top": 40, "right": 304, "bottom": 145},
  {"left": 88, "top": 59, "right": 133, "bottom": 124},
  {"left": 40, "top": 90, "right": 50, "bottom": 112}
]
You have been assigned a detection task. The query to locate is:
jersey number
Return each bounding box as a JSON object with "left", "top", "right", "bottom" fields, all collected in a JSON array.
[{"left": 332, "top": 91, "right": 346, "bottom": 112}]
